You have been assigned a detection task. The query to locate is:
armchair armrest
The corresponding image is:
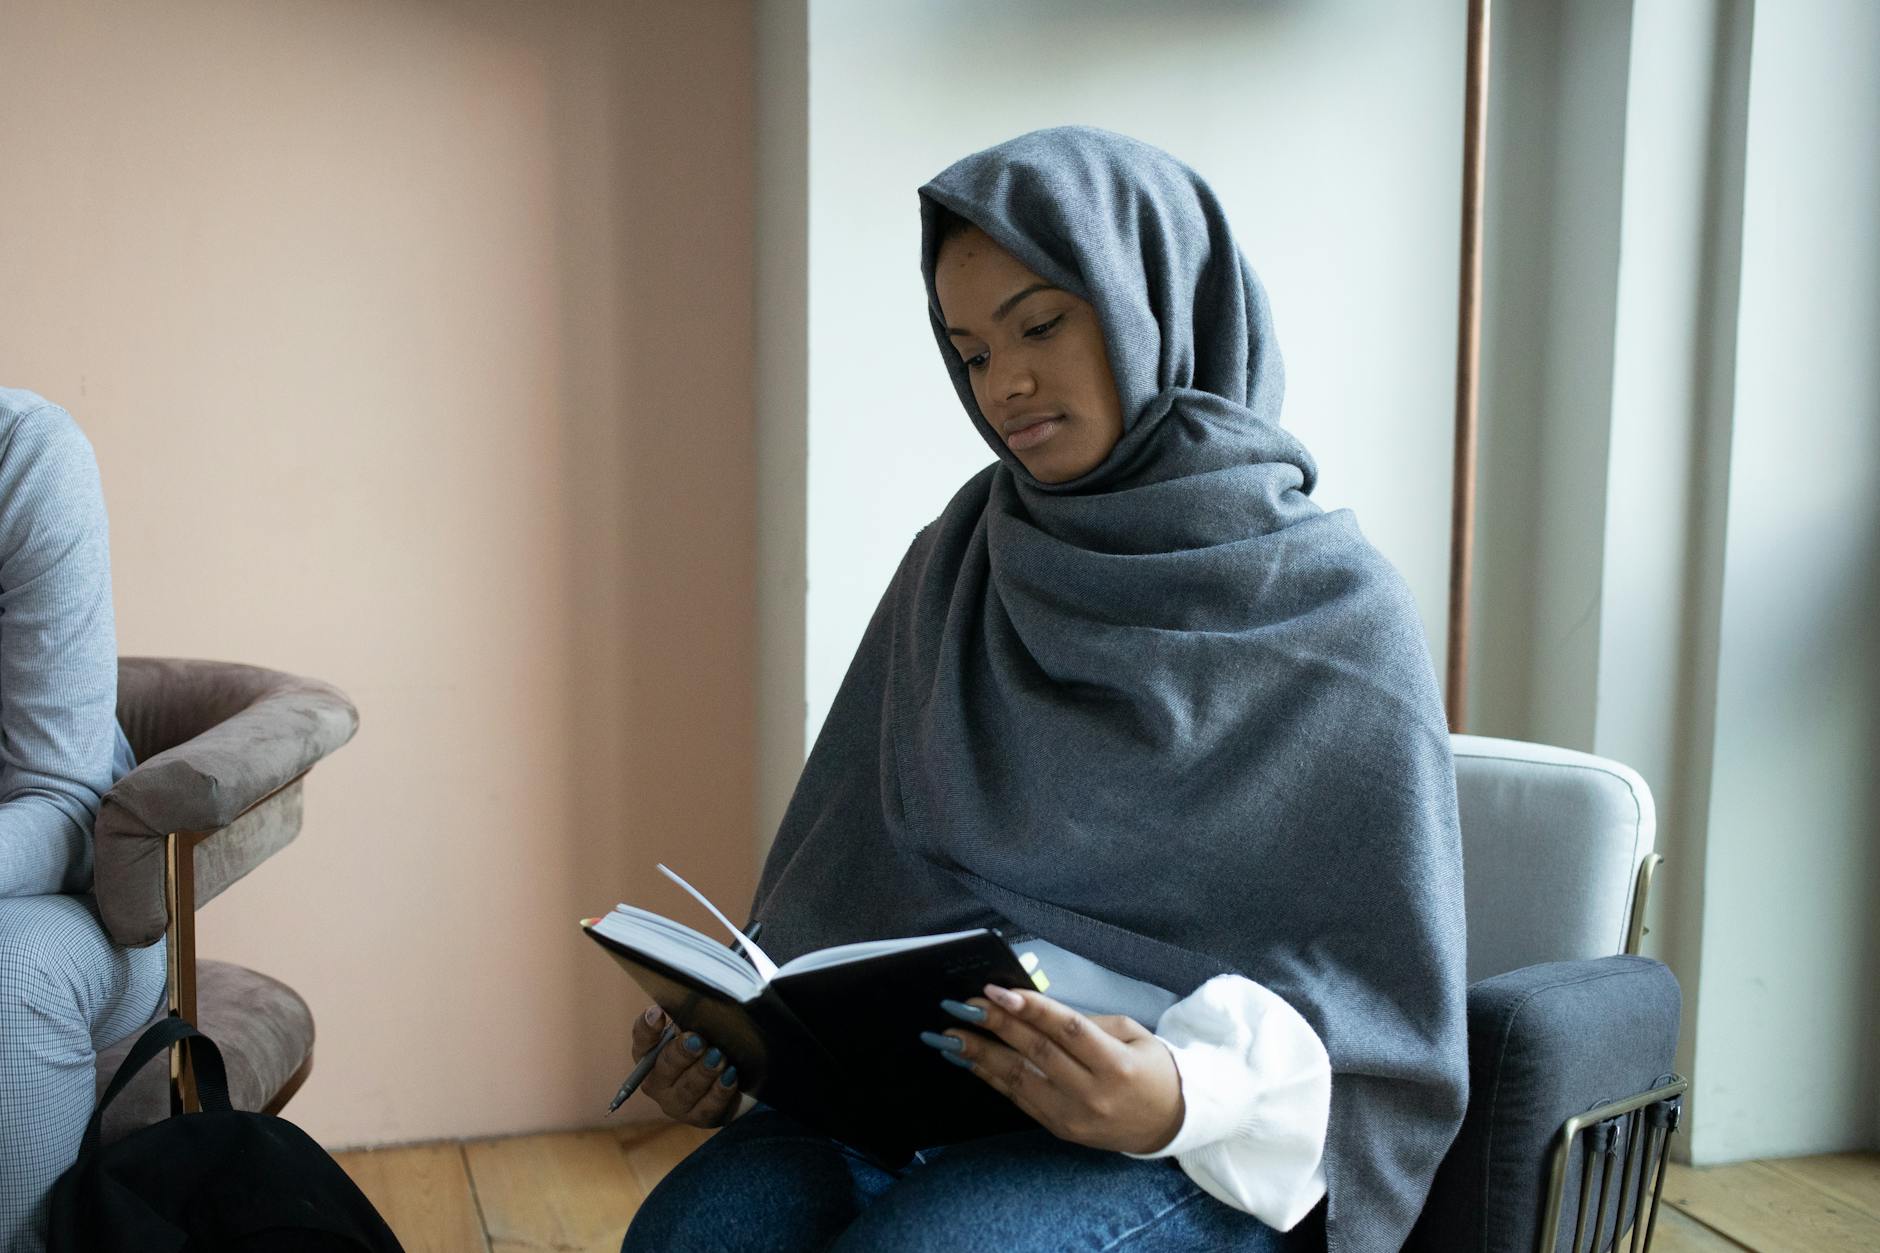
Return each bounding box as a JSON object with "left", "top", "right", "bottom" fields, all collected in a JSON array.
[
  {"left": 94, "top": 658, "right": 359, "bottom": 947},
  {"left": 1409, "top": 955, "right": 1681, "bottom": 1253}
]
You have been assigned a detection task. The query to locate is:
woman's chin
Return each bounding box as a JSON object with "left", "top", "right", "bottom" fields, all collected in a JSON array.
[{"left": 1016, "top": 439, "right": 1103, "bottom": 483}]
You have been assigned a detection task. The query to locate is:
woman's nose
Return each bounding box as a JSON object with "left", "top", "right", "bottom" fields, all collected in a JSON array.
[{"left": 993, "top": 359, "right": 1037, "bottom": 401}]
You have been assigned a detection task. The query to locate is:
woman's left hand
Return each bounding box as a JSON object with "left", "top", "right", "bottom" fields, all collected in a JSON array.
[{"left": 931, "top": 984, "right": 1184, "bottom": 1154}]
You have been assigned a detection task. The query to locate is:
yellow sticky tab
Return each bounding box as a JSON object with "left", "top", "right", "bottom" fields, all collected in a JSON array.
[{"left": 1018, "top": 950, "right": 1049, "bottom": 991}]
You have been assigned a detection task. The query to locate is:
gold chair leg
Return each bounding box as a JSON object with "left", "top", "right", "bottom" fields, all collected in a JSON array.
[{"left": 165, "top": 831, "right": 204, "bottom": 1115}]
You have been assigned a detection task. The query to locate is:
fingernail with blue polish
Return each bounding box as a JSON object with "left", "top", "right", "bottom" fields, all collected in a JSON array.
[
  {"left": 940, "top": 1051, "right": 974, "bottom": 1070},
  {"left": 940, "top": 999, "right": 987, "bottom": 1024},
  {"left": 684, "top": 1034, "right": 703, "bottom": 1054},
  {"left": 703, "top": 1048, "right": 721, "bottom": 1069},
  {"left": 719, "top": 1065, "right": 739, "bottom": 1088},
  {"left": 919, "top": 1030, "right": 964, "bottom": 1053}
]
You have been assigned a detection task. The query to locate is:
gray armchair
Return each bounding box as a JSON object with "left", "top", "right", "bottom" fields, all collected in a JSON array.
[
  {"left": 87, "top": 658, "right": 358, "bottom": 1144},
  {"left": 1410, "top": 736, "right": 1687, "bottom": 1253}
]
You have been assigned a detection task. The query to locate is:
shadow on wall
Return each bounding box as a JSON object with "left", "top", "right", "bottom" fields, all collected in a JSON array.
[
  {"left": 406, "top": 0, "right": 760, "bottom": 1130},
  {"left": 1860, "top": 189, "right": 1880, "bottom": 1149}
]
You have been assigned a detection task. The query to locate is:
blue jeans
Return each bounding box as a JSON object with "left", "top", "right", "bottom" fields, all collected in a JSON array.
[{"left": 623, "top": 1106, "right": 1325, "bottom": 1252}]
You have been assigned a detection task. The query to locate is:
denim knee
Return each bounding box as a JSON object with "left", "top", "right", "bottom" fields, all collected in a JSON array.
[{"left": 623, "top": 1113, "right": 885, "bottom": 1253}]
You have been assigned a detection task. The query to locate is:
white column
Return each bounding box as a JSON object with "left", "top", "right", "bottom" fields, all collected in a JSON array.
[{"left": 1688, "top": 0, "right": 1880, "bottom": 1162}]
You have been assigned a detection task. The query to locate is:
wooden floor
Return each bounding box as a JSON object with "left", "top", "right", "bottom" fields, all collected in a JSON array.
[
  {"left": 336, "top": 1123, "right": 713, "bottom": 1253},
  {"left": 1659, "top": 1156, "right": 1880, "bottom": 1252},
  {"left": 335, "top": 1128, "right": 1880, "bottom": 1252}
]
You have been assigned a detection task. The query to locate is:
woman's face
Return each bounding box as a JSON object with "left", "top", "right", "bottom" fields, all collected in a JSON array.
[{"left": 934, "top": 225, "right": 1125, "bottom": 483}]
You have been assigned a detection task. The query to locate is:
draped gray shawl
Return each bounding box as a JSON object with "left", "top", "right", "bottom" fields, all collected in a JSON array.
[{"left": 750, "top": 126, "right": 1467, "bottom": 1253}]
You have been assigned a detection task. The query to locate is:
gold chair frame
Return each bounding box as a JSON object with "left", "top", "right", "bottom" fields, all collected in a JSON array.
[
  {"left": 161, "top": 773, "right": 314, "bottom": 1117},
  {"left": 1533, "top": 852, "right": 1687, "bottom": 1253}
]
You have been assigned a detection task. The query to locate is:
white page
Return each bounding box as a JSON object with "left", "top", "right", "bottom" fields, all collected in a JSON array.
[
  {"left": 773, "top": 929, "right": 988, "bottom": 977},
  {"left": 590, "top": 905, "right": 763, "bottom": 1000},
  {"left": 657, "top": 863, "right": 780, "bottom": 981}
]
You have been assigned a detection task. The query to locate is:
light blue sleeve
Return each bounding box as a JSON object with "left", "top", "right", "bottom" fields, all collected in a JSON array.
[{"left": 0, "top": 400, "right": 124, "bottom": 897}]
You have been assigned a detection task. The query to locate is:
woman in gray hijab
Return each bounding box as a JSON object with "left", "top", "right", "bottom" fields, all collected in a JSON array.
[{"left": 623, "top": 126, "right": 1467, "bottom": 1253}]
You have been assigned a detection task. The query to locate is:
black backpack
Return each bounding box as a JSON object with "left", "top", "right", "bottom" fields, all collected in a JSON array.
[{"left": 49, "top": 1015, "right": 404, "bottom": 1252}]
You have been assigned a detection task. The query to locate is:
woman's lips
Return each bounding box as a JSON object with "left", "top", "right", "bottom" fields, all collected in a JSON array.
[{"left": 1005, "top": 415, "right": 1063, "bottom": 452}]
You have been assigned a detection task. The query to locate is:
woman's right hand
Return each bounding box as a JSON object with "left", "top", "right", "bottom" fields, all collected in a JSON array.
[{"left": 632, "top": 1005, "right": 742, "bottom": 1127}]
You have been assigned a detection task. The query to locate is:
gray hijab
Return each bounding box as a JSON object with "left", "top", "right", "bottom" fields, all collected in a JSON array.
[{"left": 751, "top": 126, "right": 1467, "bottom": 1252}]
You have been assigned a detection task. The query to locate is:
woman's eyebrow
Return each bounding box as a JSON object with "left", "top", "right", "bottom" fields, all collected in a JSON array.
[{"left": 944, "top": 282, "right": 1061, "bottom": 337}]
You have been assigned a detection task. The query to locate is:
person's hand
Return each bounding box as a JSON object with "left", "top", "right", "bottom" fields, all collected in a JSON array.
[
  {"left": 632, "top": 1005, "right": 742, "bottom": 1128},
  {"left": 925, "top": 985, "right": 1184, "bottom": 1154}
]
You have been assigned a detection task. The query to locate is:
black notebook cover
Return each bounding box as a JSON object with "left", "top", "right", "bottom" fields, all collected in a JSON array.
[{"left": 586, "top": 927, "right": 1040, "bottom": 1160}]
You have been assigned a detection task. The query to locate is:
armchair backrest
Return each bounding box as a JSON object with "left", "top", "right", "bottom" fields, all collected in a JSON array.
[{"left": 1451, "top": 735, "right": 1655, "bottom": 984}]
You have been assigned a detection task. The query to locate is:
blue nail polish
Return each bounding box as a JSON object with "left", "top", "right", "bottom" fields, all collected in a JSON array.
[
  {"left": 940, "top": 999, "right": 987, "bottom": 1024},
  {"left": 940, "top": 1051, "right": 974, "bottom": 1070},
  {"left": 703, "top": 1048, "right": 722, "bottom": 1069},
  {"left": 684, "top": 1034, "right": 703, "bottom": 1054},
  {"left": 919, "top": 1030, "right": 964, "bottom": 1053},
  {"left": 719, "top": 1065, "right": 738, "bottom": 1088}
]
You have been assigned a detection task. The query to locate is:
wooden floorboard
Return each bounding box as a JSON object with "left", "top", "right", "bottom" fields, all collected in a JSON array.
[
  {"left": 1761, "top": 1152, "right": 1880, "bottom": 1224},
  {"left": 1664, "top": 1160, "right": 1880, "bottom": 1253},
  {"left": 1652, "top": 1205, "right": 1754, "bottom": 1252},
  {"left": 334, "top": 1141, "right": 490, "bottom": 1253},
  {"left": 464, "top": 1128, "right": 675, "bottom": 1253},
  {"left": 616, "top": 1122, "right": 716, "bottom": 1200}
]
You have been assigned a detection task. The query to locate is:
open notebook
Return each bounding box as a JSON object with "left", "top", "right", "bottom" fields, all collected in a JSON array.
[{"left": 582, "top": 866, "right": 1040, "bottom": 1160}]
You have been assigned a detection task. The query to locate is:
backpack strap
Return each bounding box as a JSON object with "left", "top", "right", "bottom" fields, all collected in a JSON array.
[{"left": 84, "top": 1014, "right": 235, "bottom": 1155}]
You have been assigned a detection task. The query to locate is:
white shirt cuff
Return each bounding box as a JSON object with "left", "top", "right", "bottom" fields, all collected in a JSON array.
[{"left": 1122, "top": 973, "right": 1330, "bottom": 1231}]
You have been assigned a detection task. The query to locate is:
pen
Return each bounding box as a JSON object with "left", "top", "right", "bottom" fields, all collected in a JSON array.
[
  {"left": 607, "top": 1023, "right": 677, "bottom": 1115},
  {"left": 735, "top": 920, "right": 764, "bottom": 964},
  {"left": 605, "top": 923, "right": 762, "bottom": 1115}
]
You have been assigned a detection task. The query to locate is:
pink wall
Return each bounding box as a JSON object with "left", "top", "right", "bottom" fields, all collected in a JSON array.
[{"left": 0, "top": 0, "right": 757, "bottom": 1147}]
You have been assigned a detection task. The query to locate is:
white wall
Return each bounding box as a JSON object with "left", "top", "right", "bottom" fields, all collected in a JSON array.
[
  {"left": 1468, "top": 0, "right": 1559, "bottom": 741},
  {"left": 1526, "top": 0, "right": 1633, "bottom": 753},
  {"left": 1688, "top": 0, "right": 1880, "bottom": 1161},
  {"left": 1593, "top": 0, "right": 1749, "bottom": 1155},
  {"left": 1468, "top": 0, "right": 1880, "bottom": 1162},
  {"left": 782, "top": 0, "right": 1469, "bottom": 771}
]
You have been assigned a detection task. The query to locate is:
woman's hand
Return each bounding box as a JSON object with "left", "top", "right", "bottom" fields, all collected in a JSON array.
[
  {"left": 927, "top": 985, "right": 1185, "bottom": 1154},
  {"left": 632, "top": 1006, "right": 742, "bottom": 1128}
]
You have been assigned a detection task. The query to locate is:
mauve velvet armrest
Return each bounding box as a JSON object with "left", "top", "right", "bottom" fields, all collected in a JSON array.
[
  {"left": 1408, "top": 955, "right": 1682, "bottom": 1253},
  {"left": 93, "top": 658, "right": 360, "bottom": 947}
]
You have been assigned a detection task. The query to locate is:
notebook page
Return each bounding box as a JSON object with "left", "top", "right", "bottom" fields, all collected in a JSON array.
[
  {"left": 589, "top": 905, "right": 764, "bottom": 999},
  {"left": 657, "top": 863, "right": 780, "bottom": 981},
  {"left": 773, "top": 929, "right": 989, "bottom": 977}
]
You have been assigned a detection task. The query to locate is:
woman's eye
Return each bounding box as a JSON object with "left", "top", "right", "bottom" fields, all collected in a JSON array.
[{"left": 961, "top": 317, "right": 1058, "bottom": 371}]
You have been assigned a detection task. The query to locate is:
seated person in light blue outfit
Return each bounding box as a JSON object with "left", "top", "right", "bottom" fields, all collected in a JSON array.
[
  {"left": 621, "top": 128, "right": 1467, "bottom": 1253},
  {"left": 0, "top": 388, "right": 165, "bottom": 1253}
]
